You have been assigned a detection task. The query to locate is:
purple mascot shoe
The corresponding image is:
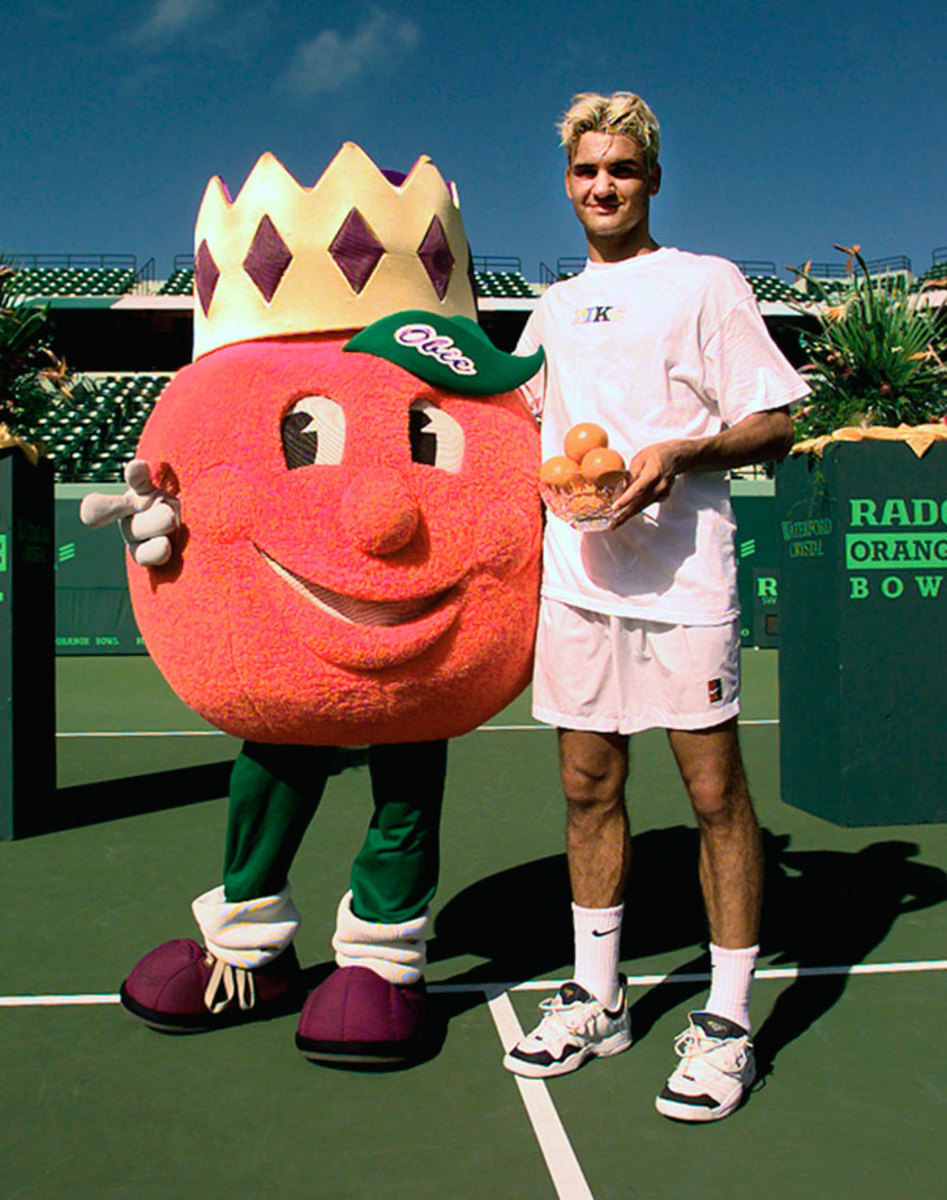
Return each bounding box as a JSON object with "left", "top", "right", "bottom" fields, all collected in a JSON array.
[
  {"left": 295, "top": 965, "right": 428, "bottom": 1064},
  {"left": 120, "top": 939, "right": 304, "bottom": 1032}
]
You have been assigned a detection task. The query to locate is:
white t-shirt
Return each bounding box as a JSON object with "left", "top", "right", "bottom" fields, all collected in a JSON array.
[{"left": 517, "top": 247, "right": 809, "bottom": 625}]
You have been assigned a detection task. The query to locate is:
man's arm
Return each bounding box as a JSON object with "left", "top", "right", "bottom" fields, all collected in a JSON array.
[{"left": 611, "top": 407, "right": 794, "bottom": 526}]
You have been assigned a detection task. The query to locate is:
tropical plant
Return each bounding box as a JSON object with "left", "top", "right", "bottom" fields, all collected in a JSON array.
[
  {"left": 787, "top": 245, "right": 947, "bottom": 441},
  {"left": 0, "top": 259, "right": 79, "bottom": 440}
]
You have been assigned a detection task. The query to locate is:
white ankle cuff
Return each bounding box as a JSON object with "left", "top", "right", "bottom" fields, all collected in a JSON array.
[
  {"left": 191, "top": 884, "right": 300, "bottom": 969},
  {"left": 332, "top": 890, "right": 428, "bottom": 985}
]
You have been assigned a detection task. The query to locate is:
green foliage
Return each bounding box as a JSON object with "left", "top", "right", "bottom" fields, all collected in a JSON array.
[
  {"left": 788, "top": 246, "right": 947, "bottom": 441},
  {"left": 0, "top": 260, "right": 75, "bottom": 438}
]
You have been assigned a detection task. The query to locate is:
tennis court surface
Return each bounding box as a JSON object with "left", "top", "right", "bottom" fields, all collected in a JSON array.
[{"left": 2, "top": 651, "right": 945, "bottom": 1199}]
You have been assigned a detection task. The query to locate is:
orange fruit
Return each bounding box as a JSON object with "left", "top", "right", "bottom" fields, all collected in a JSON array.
[
  {"left": 564, "top": 422, "right": 608, "bottom": 462},
  {"left": 539, "top": 455, "right": 582, "bottom": 487},
  {"left": 580, "top": 446, "right": 626, "bottom": 482}
]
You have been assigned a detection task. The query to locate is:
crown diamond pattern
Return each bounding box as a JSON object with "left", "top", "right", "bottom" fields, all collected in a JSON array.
[
  {"left": 243, "top": 215, "right": 293, "bottom": 303},
  {"left": 418, "top": 216, "right": 454, "bottom": 300},
  {"left": 194, "top": 239, "right": 220, "bottom": 316},
  {"left": 329, "top": 208, "right": 385, "bottom": 294},
  {"left": 191, "top": 147, "right": 479, "bottom": 357}
]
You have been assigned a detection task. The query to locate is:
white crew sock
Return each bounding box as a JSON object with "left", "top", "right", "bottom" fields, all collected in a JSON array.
[
  {"left": 703, "top": 943, "right": 758, "bottom": 1032},
  {"left": 572, "top": 902, "right": 624, "bottom": 1011}
]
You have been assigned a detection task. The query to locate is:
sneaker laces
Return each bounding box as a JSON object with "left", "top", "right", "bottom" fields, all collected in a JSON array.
[
  {"left": 673, "top": 1024, "right": 749, "bottom": 1075},
  {"left": 203, "top": 952, "right": 256, "bottom": 1014},
  {"left": 534, "top": 990, "right": 596, "bottom": 1038}
]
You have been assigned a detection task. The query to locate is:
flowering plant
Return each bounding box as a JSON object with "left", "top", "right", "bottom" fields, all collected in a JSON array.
[
  {"left": 788, "top": 245, "right": 947, "bottom": 441},
  {"left": 0, "top": 260, "right": 83, "bottom": 440}
]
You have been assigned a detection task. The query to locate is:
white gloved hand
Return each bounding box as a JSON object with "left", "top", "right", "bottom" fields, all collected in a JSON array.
[{"left": 78, "top": 459, "right": 181, "bottom": 567}]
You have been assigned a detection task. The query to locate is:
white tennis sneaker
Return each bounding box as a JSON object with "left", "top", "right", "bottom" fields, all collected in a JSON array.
[
  {"left": 655, "top": 1011, "right": 756, "bottom": 1122},
  {"left": 503, "top": 979, "right": 632, "bottom": 1079}
]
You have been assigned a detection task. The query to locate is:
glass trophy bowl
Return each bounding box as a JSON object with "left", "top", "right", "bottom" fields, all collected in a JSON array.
[{"left": 539, "top": 471, "right": 630, "bottom": 533}]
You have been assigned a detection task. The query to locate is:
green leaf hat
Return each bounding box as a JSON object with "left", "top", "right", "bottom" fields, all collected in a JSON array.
[{"left": 344, "top": 310, "right": 544, "bottom": 397}]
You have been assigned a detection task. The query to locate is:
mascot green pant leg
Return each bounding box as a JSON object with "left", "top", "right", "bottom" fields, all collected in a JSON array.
[
  {"left": 191, "top": 740, "right": 446, "bottom": 968},
  {"left": 220, "top": 740, "right": 446, "bottom": 922}
]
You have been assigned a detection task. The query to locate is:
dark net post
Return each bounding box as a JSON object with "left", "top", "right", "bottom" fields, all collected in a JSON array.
[{"left": 0, "top": 448, "right": 56, "bottom": 839}]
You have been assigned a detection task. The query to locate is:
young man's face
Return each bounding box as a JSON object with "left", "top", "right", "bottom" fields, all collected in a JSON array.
[{"left": 565, "top": 131, "right": 661, "bottom": 254}]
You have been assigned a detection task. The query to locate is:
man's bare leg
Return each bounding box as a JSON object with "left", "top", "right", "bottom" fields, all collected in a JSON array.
[
  {"left": 666, "top": 718, "right": 762, "bottom": 950},
  {"left": 559, "top": 728, "right": 632, "bottom": 907},
  {"left": 557, "top": 728, "right": 631, "bottom": 1010},
  {"left": 502, "top": 728, "right": 634, "bottom": 1077},
  {"left": 654, "top": 718, "right": 760, "bottom": 1122}
]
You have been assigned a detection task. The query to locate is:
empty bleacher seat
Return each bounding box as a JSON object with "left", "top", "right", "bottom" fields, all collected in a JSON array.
[
  {"left": 473, "top": 270, "right": 536, "bottom": 299},
  {"left": 158, "top": 268, "right": 195, "bottom": 295},
  {"left": 41, "top": 374, "right": 173, "bottom": 482},
  {"left": 748, "top": 276, "right": 799, "bottom": 304},
  {"left": 11, "top": 266, "right": 136, "bottom": 297}
]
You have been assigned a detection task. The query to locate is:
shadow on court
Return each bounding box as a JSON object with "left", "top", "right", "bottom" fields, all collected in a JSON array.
[
  {"left": 20, "top": 747, "right": 370, "bottom": 838},
  {"left": 753, "top": 833, "right": 947, "bottom": 1078},
  {"left": 428, "top": 826, "right": 947, "bottom": 1075}
]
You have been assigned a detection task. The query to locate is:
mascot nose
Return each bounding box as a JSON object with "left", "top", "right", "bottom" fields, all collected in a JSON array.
[{"left": 339, "top": 467, "right": 420, "bottom": 556}]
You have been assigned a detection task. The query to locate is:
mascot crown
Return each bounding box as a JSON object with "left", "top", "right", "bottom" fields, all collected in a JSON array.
[{"left": 192, "top": 143, "right": 477, "bottom": 359}]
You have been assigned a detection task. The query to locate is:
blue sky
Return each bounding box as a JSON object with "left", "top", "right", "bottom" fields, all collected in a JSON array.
[{"left": 5, "top": 0, "right": 946, "bottom": 280}]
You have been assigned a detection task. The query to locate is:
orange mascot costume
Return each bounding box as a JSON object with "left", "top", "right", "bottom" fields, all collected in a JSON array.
[{"left": 81, "top": 146, "right": 542, "bottom": 1063}]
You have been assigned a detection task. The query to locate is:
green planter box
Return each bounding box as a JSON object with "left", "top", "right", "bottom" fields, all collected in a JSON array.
[
  {"left": 0, "top": 447, "right": 56, "bottom": 839},
  {"left": 776, "top": 441, "right": 947, "bottom": 825}
]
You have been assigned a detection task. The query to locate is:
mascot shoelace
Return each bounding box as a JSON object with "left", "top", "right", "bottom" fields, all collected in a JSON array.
[{"left": 80, "top": 145, "right": 543, "bottom": 1063}]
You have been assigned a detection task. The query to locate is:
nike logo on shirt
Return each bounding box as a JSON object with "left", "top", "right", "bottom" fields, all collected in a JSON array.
[{"left": 571, "top": 304, "right": 627, "bottom": 325}]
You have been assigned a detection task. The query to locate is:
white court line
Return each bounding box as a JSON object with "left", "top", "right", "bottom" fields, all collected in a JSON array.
[
  {"left": 5, "top": 959, "right": 945, "bottom": 1008},
  {"left": 450, "top": 960, "right": 947, "bottom": 992},
  {"left": 1, "top": 994, "right": 121, "bottom": 1007},
  {"left": 486, "top": 990, "right": 595, "bottom": 1200},
  {"left": 56, "top": 718, "right": 779, "bottom": 738},
  {"left": 459, "top": 719, "right": 780, "bottom": 731},
  {"left": 57, "top": 730, "right": 227, "bottom": 738}
]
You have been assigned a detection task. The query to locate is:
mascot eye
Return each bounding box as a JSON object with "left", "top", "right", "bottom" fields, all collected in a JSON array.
[
  {"left": 281, "top": 395, "right": 346, "bottom": 469},
  {"left": 408, "top": 399, "right": 464, "bottom": 473}
]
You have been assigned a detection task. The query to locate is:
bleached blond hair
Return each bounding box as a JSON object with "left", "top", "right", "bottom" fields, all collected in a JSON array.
[{"left": 558, "top": 92, "right": 661, "bottom": 170}]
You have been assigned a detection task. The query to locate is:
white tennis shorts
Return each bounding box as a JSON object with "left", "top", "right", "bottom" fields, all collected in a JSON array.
[{"left": 532, "top": 597, "right": 741, "bottom": 735}]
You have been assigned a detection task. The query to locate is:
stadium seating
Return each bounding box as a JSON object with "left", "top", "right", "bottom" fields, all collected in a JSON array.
[
  {"left": 158, "top": 264, "right": 538, "bottom": 300},
  {"left": 35, "top": 374, "right": 171, "bottom": 482},
  {"left": 158, "top": 268, "right": 195, "bottom": 295},
  {"left": 11, "top": 266, "right": 136, "bottom": 297},
  {"left": 914, "top": 262, "right": 947, "bottom": 289},
  {"left": 472, "top": 270, "right": 537, "bottom": 299},
  {"left": 747, "top": 276, "right": 799, "bottom": 304}
]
